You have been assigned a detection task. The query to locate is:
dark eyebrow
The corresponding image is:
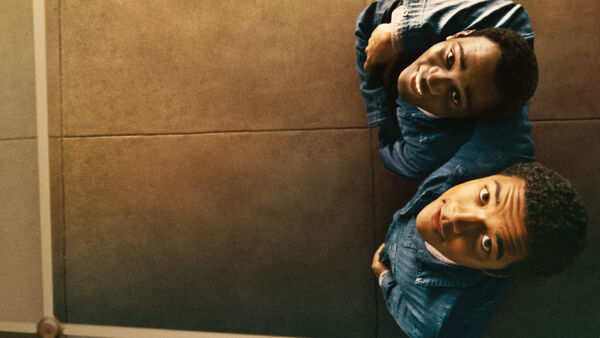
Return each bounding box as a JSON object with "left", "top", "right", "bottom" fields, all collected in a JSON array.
[
  {"left": 458, "top": 41, "right": 466, "bottom": 71},
  {"left": 457, "top": 41, "right": 471, "bottom": 114},
  {"left": 496, "top": 234, "right": 504, "bottom": 260},
  {"left": 495, "top": 180, "right": 501, "bottom": 204}
]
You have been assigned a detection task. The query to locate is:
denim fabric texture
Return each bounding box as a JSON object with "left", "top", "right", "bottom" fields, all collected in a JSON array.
[
  {"left": 380, "top": 215, "right": 509, "bottom": 337},
  {"left": 355, "top": 0, "right": 537, "bottom": 337},
  {"left": 355, "top": 0, "right": 535, "bottom": 181}
]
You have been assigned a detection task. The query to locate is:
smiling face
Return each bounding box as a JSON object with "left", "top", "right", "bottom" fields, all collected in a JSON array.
[
  {"left": 397, "top": 35, "right": 502, "bottom": 118},
  {"left": 415, "top": 175, "right": 528, "bottom": 272}
]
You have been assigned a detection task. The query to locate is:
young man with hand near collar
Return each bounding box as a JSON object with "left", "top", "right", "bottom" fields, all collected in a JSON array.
[
  {"left": 355, "top": 0, "right": 539, "bottom": 181},
  {"left": 371, "top": 162, "right": 587, "bottom": 337}
]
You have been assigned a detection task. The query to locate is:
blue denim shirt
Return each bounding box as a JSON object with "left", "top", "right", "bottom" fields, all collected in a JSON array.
[
  {"left": 355, "top": 1, "right": 536, "bottom": 336},
  {"left": 355, "top": 0, "right": 535, "bottom": 181},
  {"left": 380, "top": 213, "right": 509, "bottom": 337}
]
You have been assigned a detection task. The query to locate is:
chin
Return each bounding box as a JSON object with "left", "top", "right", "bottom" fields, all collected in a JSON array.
[{"left": 398, "top": 88, "right": 411, "bottom": 103}]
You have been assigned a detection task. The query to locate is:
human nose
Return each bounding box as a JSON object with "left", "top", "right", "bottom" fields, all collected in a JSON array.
[
  {"left": 426, "top": 66, "right": 452, "bottom": 96},
  {"left": 450, "top": 208, "right": 485, "bottom": 234}
]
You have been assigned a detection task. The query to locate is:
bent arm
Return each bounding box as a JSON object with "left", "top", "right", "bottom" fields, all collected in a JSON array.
[
  {"left": 355, "top": 12, "right": 397, "bottom": 127},
  {"left": 377, "top": 116, "right": 473, "bottom": 181},
  {"left": 377, "top": 121, "right": 435, "bottom": 181}
]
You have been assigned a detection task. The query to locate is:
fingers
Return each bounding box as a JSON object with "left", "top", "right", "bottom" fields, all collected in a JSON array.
[
  {"left": 364, "top": 53, "right": 373, "bottom": 72},
  {"left": 372, "top": 242, "right": 386, "bottom": 264},
  {"left": 371, "top": 243, "right": 388, "bottom": 277},
  {"left": 364, "top": 39, "right": 374, "bottom": 72},
  {"left": 375, "top": 242, "right": 386, "bottom": 257}
]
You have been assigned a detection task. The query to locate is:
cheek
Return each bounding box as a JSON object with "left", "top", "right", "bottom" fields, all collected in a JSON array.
[
  {"left": 441, "top": 238, "right": 475, "bottom": 262},
  {"left": 424, "top": 98, "right": 442, "bottom": 111},
  {"left": 397, "top": 69, "right": 412, "bottom": 97}
]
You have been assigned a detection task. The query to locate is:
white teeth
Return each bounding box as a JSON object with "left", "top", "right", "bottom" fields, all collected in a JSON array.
[{"left": 415, "top": 71, "right": 423, "bottom": 95}]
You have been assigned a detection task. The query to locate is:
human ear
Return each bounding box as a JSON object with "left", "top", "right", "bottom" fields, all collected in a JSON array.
[{"left": 446, "top": 30, "right": 476, "bottom": 40}]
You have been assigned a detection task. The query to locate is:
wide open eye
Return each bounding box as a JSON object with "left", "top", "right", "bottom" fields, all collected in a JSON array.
[
  {"left": 479, "top": 186, "right": 490, "bottom": 205},
  {"left": 481, "top": 234, "right": 492, "bottom": 253},
  {"left": 446, "top": 48, "right": 455, "bottom": 69}
]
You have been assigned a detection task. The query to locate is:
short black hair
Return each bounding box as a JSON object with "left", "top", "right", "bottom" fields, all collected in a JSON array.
[
  {"left": 468, "top": 28, "right": 539, "bottom": 118},
  {"left": 488, "top": 162, "right": 587, "bottom": 280}
]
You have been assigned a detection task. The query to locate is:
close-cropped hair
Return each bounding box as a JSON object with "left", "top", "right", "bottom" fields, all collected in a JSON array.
[
  {"left": 468, "top": 28, "right": 539, "bottom": 118},
  {"left": 488, "top": 162, "right": 587, "bottom": 280}
]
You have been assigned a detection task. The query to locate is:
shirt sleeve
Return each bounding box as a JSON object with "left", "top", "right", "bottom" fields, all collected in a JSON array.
[
  {"left": 390, "top": 5, "right": 405, "bottom": 53},
  {"left": 354, "top": 0, "right": 401, "bottom": 127},
  {"left": 380, "top": 271, "right": 397, "bottom": 296},
  {"left": 400, "top": 0, "right": 535, "bottom": 53},
  {"left": 377, "top": 112, "right": 475, "bottom": 181},
  {"left": 441, "top": 105, "right": 535, "bottom": 183},
  {"left": 397, "top": 104, "right": 535, "bottom": 216}
]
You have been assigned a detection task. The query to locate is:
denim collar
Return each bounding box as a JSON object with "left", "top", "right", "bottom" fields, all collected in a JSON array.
[{"left": 395, "top": 98, "right": 469, "bottom": 126}]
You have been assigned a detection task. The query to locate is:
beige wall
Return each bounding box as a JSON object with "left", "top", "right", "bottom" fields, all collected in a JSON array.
[
  {"left": 48, "top": 0, "right": 377, "bottom": 336},
  {"left": 45, "top": 0, "right": 600, "bottom": 337},
  {"left": 0, "top": 0, "right": 43, "bottom": 323}
]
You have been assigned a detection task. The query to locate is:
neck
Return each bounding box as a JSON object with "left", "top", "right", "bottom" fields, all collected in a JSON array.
[
  {"left": 417, "top": 107, "right": 439, "bottom": 118},
  {"left": 425, "top": 242, "right": 457, "bottom": 265}
]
